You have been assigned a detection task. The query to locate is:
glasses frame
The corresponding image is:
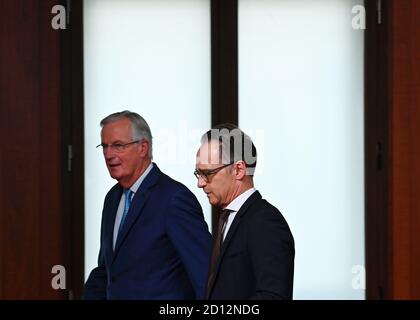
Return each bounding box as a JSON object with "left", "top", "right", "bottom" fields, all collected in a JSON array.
[
  {"left": 194, "top": 162, "right": 234, "bottom": 183},
  {"left": 96, "top": 140, "right": 140, "bottom": 152}
]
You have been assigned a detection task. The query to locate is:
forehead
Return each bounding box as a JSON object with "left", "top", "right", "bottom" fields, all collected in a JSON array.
[
  {"left": 101, "top": 118, "right": 132, "bottom": 140},
  {"left": 197, "top": 141, "right": 221, "bottom": 165}
]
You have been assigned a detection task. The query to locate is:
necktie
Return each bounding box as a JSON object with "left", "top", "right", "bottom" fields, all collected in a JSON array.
[
  {"left": 118, "top": 189, "right": 133, "bottom": 238},
  {"left": 206, "top": 209, "right": 232, "bottom": 299}
]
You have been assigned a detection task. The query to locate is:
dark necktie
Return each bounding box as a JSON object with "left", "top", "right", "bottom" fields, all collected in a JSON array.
[{"left": 206, "top": 209, "right": 232, "bottom": 299}]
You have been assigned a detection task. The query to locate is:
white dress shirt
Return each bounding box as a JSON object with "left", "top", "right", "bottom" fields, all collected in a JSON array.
[
  {"left": 222, "top": 187, "right": 257, "bottom": 241},
  {"left": 113, "top": 162, "right": 154, "bottom": 250}
]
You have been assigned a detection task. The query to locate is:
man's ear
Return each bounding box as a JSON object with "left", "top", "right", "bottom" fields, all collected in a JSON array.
[
  {"left": 234, "top": 161, "right": 247, "bottom": 180},
  {"left": 139, "top": 140, "right": 150, "bottom": 157}
]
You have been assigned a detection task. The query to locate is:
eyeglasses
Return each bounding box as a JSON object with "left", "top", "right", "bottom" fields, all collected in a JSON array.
[
  {"left": 96, "top": 140, "right": 140, "bottom": 152},
  {"left": 194, "top": 163, "right": 234, "bottom": 183}
]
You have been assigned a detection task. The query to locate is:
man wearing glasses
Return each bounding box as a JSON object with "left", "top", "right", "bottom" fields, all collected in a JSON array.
[
  {"left": 84, "top": 110, "right": 211, "bottom": 299},
  {"left": 195, "top": 124, "right": 295, "bottom": 300}
]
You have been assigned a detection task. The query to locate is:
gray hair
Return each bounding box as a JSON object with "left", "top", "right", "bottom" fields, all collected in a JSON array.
[
  {"left": 100, "top": 110, "right": 153, "bottom": 158},
  {"left": 200, "top": 123, "right": 257, "bottom": 175}
]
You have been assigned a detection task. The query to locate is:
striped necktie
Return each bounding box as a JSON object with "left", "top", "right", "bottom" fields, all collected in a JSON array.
[{"left": 118, "top": 189, "right": 133, "bottom": 237}]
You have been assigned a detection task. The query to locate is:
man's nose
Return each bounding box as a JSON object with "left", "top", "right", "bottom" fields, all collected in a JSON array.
[
  {"left": 197, "top": 176, "right": 206, "bottom": 188},
  {"left": 103, "top": 146, "right": 115, "bottom": 159}
]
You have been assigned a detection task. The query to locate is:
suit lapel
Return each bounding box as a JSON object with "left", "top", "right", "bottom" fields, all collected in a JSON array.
[
  {"left": 208, "top": 191, "right": 262, "bottom": 297},
  {"left": 112, "top": 164, "right": 161, "bottom": 259},
  {"left": 104, "top": 185, "right": 123, "bottom": 266},
  {"left": 220, "top": 191, "right": 261, "bottom": 259}
]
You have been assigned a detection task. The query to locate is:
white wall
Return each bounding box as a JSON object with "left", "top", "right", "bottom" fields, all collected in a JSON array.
[
  {"left": 83, "top": 0, "right": 211, "bottom": 279},
  {"left": 238, "top": 0, "right": 365, "bottom": 299}
]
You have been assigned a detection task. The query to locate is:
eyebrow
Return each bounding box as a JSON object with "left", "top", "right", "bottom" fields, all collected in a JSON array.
[
  {"left": 196, "top": 168, "right": 214, "bottom": 173},
  {"left": 102, "top": 140, "right": 125, "bottom": 144}
]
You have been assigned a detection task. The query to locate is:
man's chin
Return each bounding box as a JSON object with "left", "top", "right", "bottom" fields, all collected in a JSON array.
[
  {"left": 108, "top": 170, "right": 122, "bottom": 180},
  {"left": 208, "top": 197, "right": 219, "bottom": 207}
]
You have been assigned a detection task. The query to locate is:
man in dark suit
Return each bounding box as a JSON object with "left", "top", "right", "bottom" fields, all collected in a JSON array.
[
  {"left": 84, "top": 110, "right": 211, "bottom": 299},
  {"left": 194, "top": 124, "right": 295, "bottom": 300}
]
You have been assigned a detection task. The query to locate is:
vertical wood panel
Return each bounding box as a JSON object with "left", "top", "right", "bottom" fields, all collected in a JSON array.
[
  {"left": 211, "top": 0, "right": 238, "bottom": 126},
  {"left": 62, "top": 0, "right": 85, "bottom": 299},
  {"left": 39, "top": 0, "right": 65, "bottom": 299},
  {"left": 0, "top": 0, "right": 64, "bottom": 299},
  {"left": 365, "top": 0, "right": 392, "bottom": 299},
  {"left": 389, "top": 0, "right": 420, "bottom": 299},
  {"left": 210, "top": 0, "right": 238, "bottom": 232},
  {"left": 1, "top": 0, "right": 41, "bottom": 298},
  {"left": 409, "top": 0, "right": 420, "bottom": 294}
]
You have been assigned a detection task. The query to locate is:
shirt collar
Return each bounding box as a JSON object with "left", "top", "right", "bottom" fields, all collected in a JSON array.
[
  {"left": 225, "top": 187, "right": 257, "bottom": 212},
  {"left": 127, "top": 162, "right": 154, "bottom": 194}
]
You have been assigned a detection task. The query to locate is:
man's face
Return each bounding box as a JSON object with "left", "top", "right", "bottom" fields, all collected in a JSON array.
[
  {"left": 196, "top": 141, "right": 235, "bottom": 208},
  {"left": 101, "top": 118, "right": 147, "bottom": 187}
]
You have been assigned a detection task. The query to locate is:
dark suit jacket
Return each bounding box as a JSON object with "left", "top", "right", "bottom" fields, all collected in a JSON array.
[
  {"left": 207, "top": 191, "right": 295, "bottom": 300},
  {"left": 84, "top": 164, "right": 212, "bottom": 299}
]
